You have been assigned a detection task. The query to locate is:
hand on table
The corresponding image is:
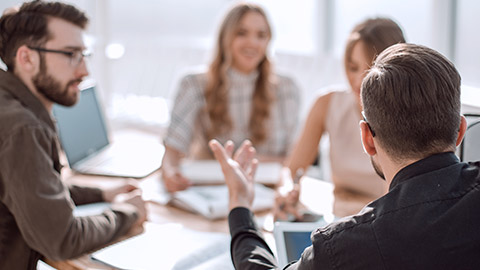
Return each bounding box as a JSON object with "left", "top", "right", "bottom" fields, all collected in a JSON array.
[
  {"left": 273, "top": 187, "right": 303, "bottom": 221},
  {"left": 102, "top": 179, "right": 139, "bottom": 202},
  {"left": 114, "top": 189, "right": 148, "bottom": 228},
  {"left": 162, "top": 169, "right": 191, "bottom": 193},
  {"left": 274, "top": 167, "right": 305, "bottom": 221},
  {"left": 209, "top": 139, "right": 258, "bottom": 210}
]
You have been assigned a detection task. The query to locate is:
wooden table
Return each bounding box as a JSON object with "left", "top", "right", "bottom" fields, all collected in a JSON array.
[{"left": 45, "top": 171, "right": 334, "bottom": 269}]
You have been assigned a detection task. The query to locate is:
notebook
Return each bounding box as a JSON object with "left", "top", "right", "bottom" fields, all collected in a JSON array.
[
  {"left": 273, "top": 220, "right": 328, "bottom": 266},
  {"left": 53, "top": 86, "right": 165, "bottom": 178}
]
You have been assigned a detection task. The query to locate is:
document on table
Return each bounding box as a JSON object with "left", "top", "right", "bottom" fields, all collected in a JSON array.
[
  {"left": 140, "top": 177, "right": 275, "bottom": 219},
  {"left": 92, "top": 222, "right": 233, "bottom": 270},
  {"left": 180, "top": 160, "right": 282, "bottom": 185},
  {"left": 170, "top": 183, "right": 274, "bottom": 219}
]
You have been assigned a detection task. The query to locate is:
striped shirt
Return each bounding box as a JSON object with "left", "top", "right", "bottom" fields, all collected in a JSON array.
[{"left": 165, "top": 68, "right": 300, "bottom": 159}]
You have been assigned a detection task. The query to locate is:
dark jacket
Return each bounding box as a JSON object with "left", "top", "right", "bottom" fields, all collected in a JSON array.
[{"left": 229, "top": 152, "right": 480, "bottom": 269}]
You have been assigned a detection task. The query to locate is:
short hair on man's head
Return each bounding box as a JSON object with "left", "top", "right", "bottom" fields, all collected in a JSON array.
[
  {"left": 0, "top": 0, "right": 88, "bottom": 71},
  {"left": 361, "top": 43, "right": 461, "bottom": 161}
]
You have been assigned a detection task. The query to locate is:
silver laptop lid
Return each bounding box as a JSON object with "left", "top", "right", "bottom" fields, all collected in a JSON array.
[{"left": 53, "top": 86, "right": 109, "bottom": 167}]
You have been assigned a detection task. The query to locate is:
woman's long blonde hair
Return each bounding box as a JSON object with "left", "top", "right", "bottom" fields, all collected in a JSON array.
[{"left": 205, "top": 3, "right": 274, "bottom": 145}]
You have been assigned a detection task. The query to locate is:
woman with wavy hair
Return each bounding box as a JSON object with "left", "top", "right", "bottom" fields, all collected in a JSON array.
[
  {"left": 162, "top": 3, "right": 300, "bottom": 192},
  {"left": 276, "top": 18, "right": 406, "bottom": 220}
]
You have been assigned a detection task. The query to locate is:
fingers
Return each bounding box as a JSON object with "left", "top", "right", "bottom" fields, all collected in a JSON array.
[
  {"left": 121, "top": 179, "right": 140, "bottom": 193},
  {"left": 224, "top": 140, "right": 234, "bottom": 158},
  {"left": 102, "top": 180, "right": 140, "bottom": 202},
  {"left": 274, "top": 195, "right": 289, "bottom": 221},
  {"left": 233, "top": 140, "right": 257, "bottom": 173},
  {"left": 286, "top": 189, "right": 300, "bottom": 204},
  {"left": 247, "top": 158, "right": 258, "bottom": 181},
  {"left": 164, "top": 172, "right": 191, "bottom": 193},
  {"left": 209, "top": 139, "right": 230, "bottom": 168},
  {"left": 123, "top": 191, "right": 148, "bottom": 223},
  {"left": 234, "top": 140, "right": 253, "bottom": 164},
  {"left": 273, "top": 190, "right": 302, "bottom": 221}
]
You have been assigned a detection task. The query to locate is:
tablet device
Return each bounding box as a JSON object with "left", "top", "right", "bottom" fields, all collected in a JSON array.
[{"left": 273, "top": 219, "right": 328, "bottom": 266}]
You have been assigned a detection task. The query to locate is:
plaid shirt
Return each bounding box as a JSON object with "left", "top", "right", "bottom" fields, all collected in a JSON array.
[{"left": 165, "top": 68, "right": 300, "bottom": 158}]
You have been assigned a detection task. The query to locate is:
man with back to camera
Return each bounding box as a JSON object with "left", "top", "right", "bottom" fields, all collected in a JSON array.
[
  {"left": 0, "top": 1, "right": 147, "bottom": 269},
  {"left": 209, "top": 43, "right": 480, "bottom": 269}
]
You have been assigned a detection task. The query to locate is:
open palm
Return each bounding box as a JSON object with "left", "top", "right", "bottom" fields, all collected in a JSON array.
[{"left": 209, "top": 140, "right": 258, "bottom": 210}]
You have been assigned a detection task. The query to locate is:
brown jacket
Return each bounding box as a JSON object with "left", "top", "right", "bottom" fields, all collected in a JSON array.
[{"left": 0, "top": 70, "right": 138, "bottom": 269}]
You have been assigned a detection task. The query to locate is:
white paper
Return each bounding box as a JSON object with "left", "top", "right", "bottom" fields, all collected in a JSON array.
[
  {"left": 140, "top": 177, "right": 275, "bottom": 220},
  {"left": 180, "top": 160, "right": 282, "bottom": 185},
  {"left": 92, "top": 222, "right": 232, "bottom": 270},
  {"left": 170, "top": 184, "right": 275, "bottom": 219}
]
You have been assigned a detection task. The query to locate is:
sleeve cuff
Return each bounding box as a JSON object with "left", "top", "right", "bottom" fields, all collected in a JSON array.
[{"left": 228, "top": 207, "right": 258, "bottom": 237}]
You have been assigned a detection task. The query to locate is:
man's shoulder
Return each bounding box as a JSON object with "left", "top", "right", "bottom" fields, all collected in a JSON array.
[
  {"left": 468, "top": 161, "right": 480, "bottom": 170},
  {"left": 315, "top": 207, "right": 377, "bottom": 238},
  {"left": 308, "top": 208, "right": 381, "bottom": 268},
  {"left": 0, "top": 91, "right": 45, "bottom": 138}
]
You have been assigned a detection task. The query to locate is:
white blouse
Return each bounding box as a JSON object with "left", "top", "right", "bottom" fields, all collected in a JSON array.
[{"left": 325, "top": 89, "right": 387, "bottom": 216}]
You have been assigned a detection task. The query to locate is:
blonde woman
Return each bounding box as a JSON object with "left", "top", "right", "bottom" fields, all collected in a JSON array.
[
  {"left": 162, "top": 3, "right": 300, "bottom": 192},
  {"left": 277, "top": 18, "right": 406, "bottom": 219}
]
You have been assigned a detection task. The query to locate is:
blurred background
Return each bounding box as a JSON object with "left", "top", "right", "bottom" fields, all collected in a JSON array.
[{"left": 1, "top": 0, "right": 479, "bottom": 134}]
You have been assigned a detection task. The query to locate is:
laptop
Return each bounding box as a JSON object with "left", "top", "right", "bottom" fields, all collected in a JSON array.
[
  {"left": 53, "top": 86, "right": 165, "bottom": 178},
  {"left": 274, "top": 219, "right": 328, "bottom": 266}
]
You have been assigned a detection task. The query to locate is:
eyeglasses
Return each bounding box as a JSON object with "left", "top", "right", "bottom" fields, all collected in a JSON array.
[
  {"left": 361, "top": 111, "right": 376, "bottom": 137},
  {"left": 28, "top": 46, "right": 91, "bottom": 67}
]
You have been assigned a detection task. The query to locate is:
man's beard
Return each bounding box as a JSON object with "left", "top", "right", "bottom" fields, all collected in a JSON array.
[
  {"left": 32, "top": 56, "right": 81, "bottom": 107},
  {"left": 371, "top": 157, "right": 385, "bottom": 180}
]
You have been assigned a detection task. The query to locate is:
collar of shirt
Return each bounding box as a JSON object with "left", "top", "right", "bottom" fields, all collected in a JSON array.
[
  {"left": 228, "top": 68, "right": 259, "bottom": 84},
  {"left": 0, "top": 69, "right": 55, "bottom": 131},
  {"left": 389, "top": 152, "right": 459, "bottom": 191}
]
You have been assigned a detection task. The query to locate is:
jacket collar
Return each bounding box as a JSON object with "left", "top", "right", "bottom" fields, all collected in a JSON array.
[
  {"left": 390, "top": 152, "right": 460, "bottom": 190},
  {"left": 0, "top": 69, "right": 55, "bottom": 131}
]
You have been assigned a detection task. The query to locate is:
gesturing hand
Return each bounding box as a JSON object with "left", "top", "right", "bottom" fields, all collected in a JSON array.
[{"left": 209, "top": 139, "right": 258, "bottom": 210}]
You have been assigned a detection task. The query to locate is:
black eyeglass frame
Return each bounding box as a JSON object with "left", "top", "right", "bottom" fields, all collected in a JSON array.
[
  {"left": 361, "top": 111, "right": 376, "bottom": 137},
  {"left": 27, "top": 46, "right": 91, "bottom": 66}
]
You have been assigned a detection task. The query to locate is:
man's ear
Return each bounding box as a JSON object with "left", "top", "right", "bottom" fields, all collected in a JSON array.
[
  {"left": 14, "top": 45, "right": 39, "bottom": 74},
  {"left": 360, "top": 121, "right": 377, "bottom": 156},
  {"left": 455, "top": 115, "right": 467, "bottom": 147}
]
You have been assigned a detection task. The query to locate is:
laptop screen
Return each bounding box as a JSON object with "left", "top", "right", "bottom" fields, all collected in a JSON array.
[
  {"left": 53, "top": 87, "right": 109, "bottom": 165},
  {"left": 274, "top": 220, "right": 328, "bottom": 266},
  {"left": 283, "top": 231, "right": 313, "bottom": 263}
]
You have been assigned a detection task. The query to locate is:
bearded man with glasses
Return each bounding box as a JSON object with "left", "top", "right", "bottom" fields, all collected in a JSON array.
[{"left": 0, "top": 1, "right": 146, "bottom": 269}]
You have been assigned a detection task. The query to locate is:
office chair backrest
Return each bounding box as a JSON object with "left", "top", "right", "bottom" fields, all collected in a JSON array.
[{"left": 459, "top": 114, "right": 480, "bottom": 162}]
